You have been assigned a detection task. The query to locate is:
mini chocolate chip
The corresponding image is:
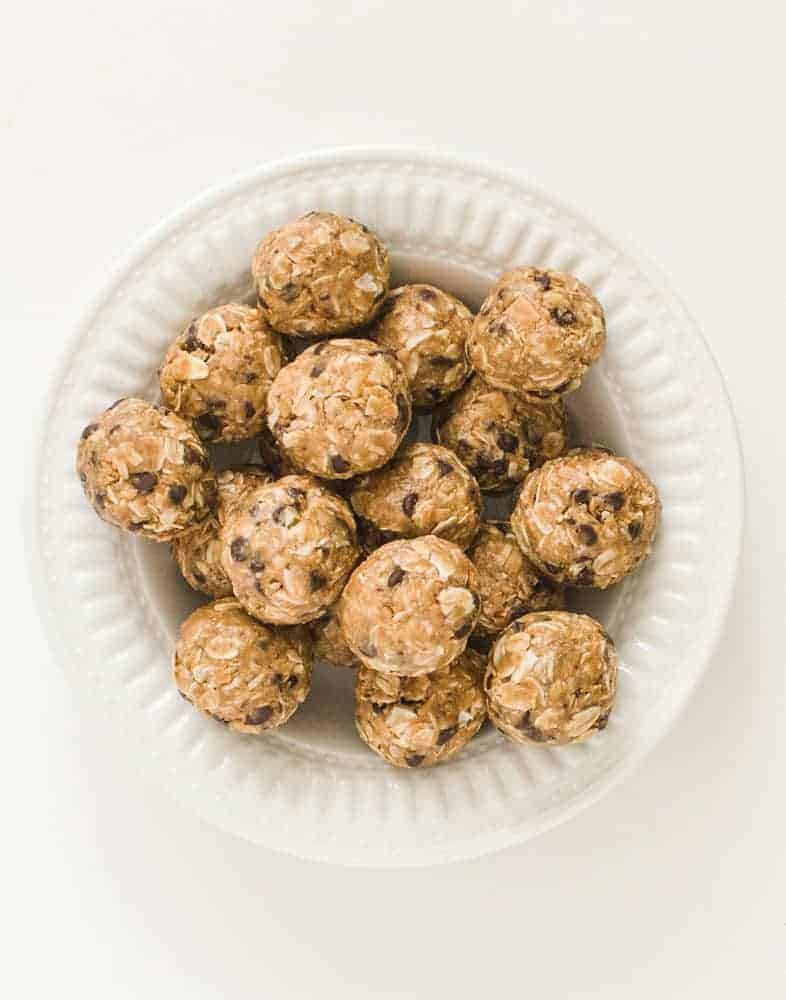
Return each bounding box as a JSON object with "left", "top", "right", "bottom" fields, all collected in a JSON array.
[
  {"left": 427, "top": 386, "right": 443, "bottom": 401},
  {"left": 532, "top": 579, "right": 550, "bottom": 595},
  {"left": 168, "top": 484, "right": 187, "bottom": 504},
  {"left": 575, "top": 565, "right": 594, "bottom": 586},
  {"left": 402, "top": 492, "right": 418, "bottom": 517},
  {"left": 511, "top": 621, "right": 526, "bottom": 633},
  {"left": 128, "top": 521, "right": 145, "bottom": 532},
  {"left": 272, "top": 506, "right": 290, "bottom": 525},
  {"left": 330, "top": 454, "right": 350, "bottom": 474},
  {"left": 544, "top": 562, "right": 561, "bottom": 575},
  {"left": 249, "top": 559, "right": 264, "bottom": 573},
  {"left": 418, "top": 287, "right": 437, "bottom": 301},
  {"left": 79, "top": 472, "right": 87, "bottom": 484},
  {"left": 287, "top": 486, "right": 306, "bottom": 501},
  {"left": 130, "top": 472, "right": 157, "bottom": 494},
  {"left": 497, "top": 430, "right": 518, "bottom": 453},
  {"left": 400, "top": 698, "right": 424, "bottom": 708},
  {"left": 472, "top": 591, "right": 480, "bottom": 609},
  {"left": 243, "top": 372, "right": 258, "bottom": 384},
  {"left": 309, "top": 571, "right": 326, "bottom": 591},
  {"left": 577, "top": 524, "right": 598, "bottom": 545},
  {"left": 573, "top": 489, "right": 591, "bottom": 505},
  {"left": 230, "top": 537, "right": 249, "bottom": 561},
  {"left": 185, "top": 446, "right": 209, "bottom": 468},
  {"left": 244, "top": 402, "right": 255, "bottom": 419},
  {"left": 429, "top": 355, "right": 455, "bottom": 368},
  {"left": 287, "top": 675, "right": 299, "bottom": 688},
  {"left": 277, "top": 282, "right": 300, "bottom": 302},
  {"left": 604, "top": 491, "right": 625, "bottom": 511},
  {"left": 453, "top": 621, "right": 473, "bottom": 639},
  {"left": 387, "top": 566, "right": 406, "bottom": 587},
  {"left": 245, "top": 706, "right": 273, "bottom": 726},
  {"left": 371, "top": 702, "right": 386, "bottom": 713},
  {"left": 182, "top": 330, "right": 201, "bottom": 352},
  {"left": 455, "top": 439, "right": 473, "bottom": 458},
  {"left": 310, "top": 363, "right": 326, "bottom": 378},
  {"left": 437, "top": 725, "right": 458, "bottom": 745},
  {"left": 627, "top": 520, "right": 642, "bottom": 539},
  {"left": 596, "top": 713, "right": 610, "bottom": 731},
  {"left": 406, "top": 754, "right": 425, "bottom": 767},
  {"left": 95, "top": 492, "right": 106, "bottom": 509},
  {"left": 81, "top": 423, "right": 99, "bottom": 440},
  {"left": 206, "top": 398, "right": 226, "bottom": 410},
  {"left": 532, "top": 270, "right": 551, "bottom": 290},
  {"left": 436, "top": 460, "right": 453, "bottom": 477},
  {"left": 396, "top": 393, "right": 411, "bottom": 430},
  {"left": 550, "top": 307, "right": 576, "bottom": 326},
  {"left": 196, "top": 412, "right": 221, "bottom": 438}
]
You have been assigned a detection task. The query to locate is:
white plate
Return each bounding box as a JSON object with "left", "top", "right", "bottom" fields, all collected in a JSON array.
[{"left": 31, "top": 147, "right": 743, "bottom": 867}]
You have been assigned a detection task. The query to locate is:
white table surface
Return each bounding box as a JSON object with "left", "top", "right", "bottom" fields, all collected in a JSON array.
[{"left": 5, "top": 2, "right": 784, "bottom": 997}]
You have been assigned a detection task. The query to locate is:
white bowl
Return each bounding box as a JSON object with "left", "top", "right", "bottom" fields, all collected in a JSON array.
[{"left": 32, "top": 147, "right": 743, "bottom": 867}]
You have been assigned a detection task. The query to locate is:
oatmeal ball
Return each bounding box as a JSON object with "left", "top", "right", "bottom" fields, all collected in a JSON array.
[
  {"left": 266, "top": 338, "right": 412, "bottom": 479},
  {"left": 159, "top": 304, "right": 284, "bottom": 443},
  {"left": 338, "top": 536, "right": 480, "bottom": 676},
  {"left": 221, "top": 475, "right": 359, "bottom": 625},
  {"left": 511, "top": 448, "right": 661, "bottom": 589},
  {"left": 468, "top": 522, "right": 565, "bottom": 636},
  {"left": 355, "top": 651, "right": 486, "bottom": 768},
  {"left": 252, "top": 212, "right": 390, "bottom": 336},
  {"left": 467, "top": 267, "right": 606, "bottom": 395},
  {"left": 174, "top": 598, "right": 312, "bottom": 734},
  {"left": 432, "top": 375, "right": 568, "bottom": 492},
  {"left": 369, "top": 284, "right": 473, "bottom": 409},
  {"left": 485, "top": 611, "right": 617, "bottom": 745},
  {"left": 171, "top": 466, "right": 272, "bottom": 596},
  {"left": 310, "top": 605, "right": 357, "bottom": 668},
  {"left": 350, "top": 443, "right": 481, "bottom": 552},
  {"left": 76, "top": 397, "right": 216, "bottom": 541}
]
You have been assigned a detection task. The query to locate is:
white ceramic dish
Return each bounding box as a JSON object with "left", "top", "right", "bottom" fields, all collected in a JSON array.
[{"left": 32, "top": 147, "right": 743, "bottom": 867}]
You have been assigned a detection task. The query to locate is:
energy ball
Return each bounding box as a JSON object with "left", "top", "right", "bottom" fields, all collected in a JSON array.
[
  {"left": 252, "top": 212, "right": 390, "bottom": 336},
  {"left": 468, "top": 522, "right": 565, "bottom": 637},
  {"left": 266, "top": 338, "right": 412, "bottom": 479},
  {"left": 339, "top": 536, "right": 481, "bottom": 676},
  {"left": 369, "top": 284, "right": 472, "bottom": 409},
  {"left": 221, "top": 475, "right": 359, "bottom": 625},
  {"left": 485, "top": 611, "right": 617, "bottom": 745},
  {"left": 432, "top": 375, "right": 568, "bottom": 493},
  {"left": 310, "top": 605, "right": 357, "bottom": 668},
  {"left": 354, "top": 651, "right": 486, "bottom": 768},
  {"left": 511, "top": 448, "right": 661, "bottom": 588},
  {"left": 174, "top": 598, "right": 312, "bottom": 733},
  {"left": 171, "top": 466, "right": 272, "bottom": 596},
  {"left": 77, "top": 397, "right": 216, "bottom": 541},
  {"left": 467, "top": 267, "right": 606, "bottom": 395},
  {"left": 350, "top": 442, "right": 482, "bottom": 552}
]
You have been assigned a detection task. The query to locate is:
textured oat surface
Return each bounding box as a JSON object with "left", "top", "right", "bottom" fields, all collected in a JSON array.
[
  {"left": 339, "top": 535, "right": 480, "bottom": 675},
  {"left": 355, "top": 650, "right": 486, "bottom": 767},
  {"left": 468, "top": 521, "right": 565, "bottom": 636},
  {"left": 485, "top": 611, "right": 617, "bottom": 745},
  {"left": 467, "top": 267, "right": 606, "bottom": 395},
  {"left": 310, "top": 605, "right": 357, "bottom": 668},
  {"left": 252, "top": 212, "right": 389, "bottom": 335},
  {"left": 171, "top": 466, "right": 272, "bottom": 596},
  {"left": 174, "top": 598, "right": 312, "bottom": 733},
  {"left": 159, "top": 303, "right": 284, "bottom": 443},
  {"left": 511, "top": 448, "right": 660, "bottom": 588},
  {"left": 76, "top": 397, "right": 216, "bottom": 541},
  {"left": 267, "top": 338, "right": 411, "bottom": 478},
  {"left": 432, "top": 375, "right": 567, "bottom": 492},
  {"left": 220, "top": 474, "right": 359, "bottom": 625},
  {"left": 368, "top": 283, "right": 472, "bottom": 408},
  {"left": 350, "top": 442, "right": 482, "bottom": 552}
]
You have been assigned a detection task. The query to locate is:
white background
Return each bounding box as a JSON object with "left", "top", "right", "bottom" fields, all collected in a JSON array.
[{"left": 4, "top": 2, "right": 785, "bottom": 997}]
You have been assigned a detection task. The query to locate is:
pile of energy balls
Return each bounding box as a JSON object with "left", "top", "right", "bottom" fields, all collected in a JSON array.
[{"left": 77, "top": 211, "right": 661, "bottom": 769}]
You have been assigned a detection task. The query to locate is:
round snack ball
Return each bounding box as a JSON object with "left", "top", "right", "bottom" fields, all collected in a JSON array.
[
  {"left": 171, "top": 466, "right": 272, "bottom": 596},
  {"left": 350, "top": 443, "right": 482, "bottom": 553},
  {"left": 354, "top": 651, "right": 486, "bottom": 768},
  {"left": 174, "top": 598, "right": 312, "bottom": 733},
  {"left": 221, "top": 474, "right": 359, "bottom": 625},
  {"left": 310, "top": 605, "right": 357, "bottom": 668},
  {"left": 432, "top": 375, "right": 567, "bottom": 493},
  {"left": 76, "top": 397, "right": 216, "bottom": 541},
  {"left": 485, "top": 611, "right": 617, "bottom": 745},
  {"left": 252, "top": 212, "right": 390, "bottom": 336},
  {"left": 369, "top": 284, "right": 472, "bottom": 409},
  {"left": 266, "top": 338, "right": 412, "bottom": 479},
  {"left": 467, "top": 267, "right": 606, "bottom": 395},
  {"left": 338, "top": 536, "right": 480, "bottom": 676},
  {"left": 511, "top": 448, "right": 661, "bottom": 589},
  {"left": 158, "top": 304, "right": 284, "bottom": 443},
  {"left": 468, "top": 521, "right": 565, "bottom": 636}
]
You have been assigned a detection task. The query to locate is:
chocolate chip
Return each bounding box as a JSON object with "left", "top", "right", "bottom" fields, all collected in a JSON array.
[
  {"left": 128, "top": 521, "right": 145, "bottom": 532},
  {"left": 277, "top": 282, "right": 300, "bottom": 302},
  {"left": 401, "top": 492, "right": 418, "bottom": 517},
  {"left": 437, "top": 726, "right": 458, "bottom": 745},
  {"left": 577, "top": 524, "right": 598, "bottom": 545},
  {"left": 182, "top": 328, "right": 201, "bottom": 352},
  {"left": 532, "top": 270, "right": 551, "bottom": 290},
  {"left": 387, "top": 566, "right": 406, "bottom": 587},
  {"left": 550, "top": 307, "right": 576, "bottom": 326},
  {"left": 244, "top": 402, "right": 255, "bottom": 419},
  {"left": 532, "top": 579, "right": 550, "bottom": 595},
  {"left": 272, "top": 506, "right": 289, "bottom": 525},
  {"left": 575, "top": 565, "right": 594, "bottom": 586},
  {"left": 497, "top": 430, "right": 518, "bottom": 453},
  {"left": 427, "top": 386, "right": 443, "bottom": 402},
  {"left": 130, "top": 472, "right": 157, "bottom": 494},
  {"left": 573, "top": 489, "right": 591, "bottom": 505},
  {"left": 604, "top": 491, "right": 625, "bottom": 511},
  {"left": 245, "top": 706, "right": 273, "bottom": 726},
  {"left": 418, "top": 287, "right": 437, "bottom": 301},
  {"left": 627, "top": 520, "right": 642, "bottom": 539},
  {"left": 396, "top": 393, "right": 411, "bottom": 430},
  {"left": 310, "top": 364, "right": 325, "bottom": 378},
  {"left": 330, "top": 454, "right": 350, "bottom": 474},
  {"left": 168, "top": 484, "right": 187, "bottom": 504},
  {"left": 309, "top": 571, "right": 326, "bottom": 591},
  {"left": 453, "top": 621, "right": 473, "bottom": 639},
  {"left": 230, "top": 537, "right": 249, "bottom": 561},
  {"left": 406, "top": 754, "right": 425, "bottom": 767},
  {"left": 511, "top": 621, "right": 526, "bottom": 633},
  {"left": 287, "top": 486, "right": 306, "bottom": 501},
  {"left": 249, "top": 559, "right": 264, "bottom": 573},
  {"left": 455, "top": 439, "right": 473, "bottom": 459},
  {"left": 544, "top": 562, "right": 561, "bottom": 575},
  {"left": 185, "top": 446, "right": 208, "bottom": 468},
  {"left": 81, "top": 423, "right": 99, "bottom": 440},
  {"left": 95, "top": 492, "right": 106, "bottom": 509},
  {"left": 429, "top": 355, "right": 455, "bottom": 368},
  {"left": 206, "top": 398, "right": 226, "bottom": 410},
  {"left": 243, "top": 372, "right": 258, "bottom": 384},
  {"left": 287, "top": 675, "right": 299, "bottom": 688},
  {"left": 436, "top": 460, "right": 453, "bottom": 477},
  {"left": 195, "top": 412, "right": 221, "bottom": 438}
]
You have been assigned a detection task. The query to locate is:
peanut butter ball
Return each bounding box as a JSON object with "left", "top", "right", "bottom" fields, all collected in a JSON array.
[
  {"left": 467, "top": 267, "right": 606, "bottom": 395},
  {"left": 266, "top": 339, "right": 412, "bottom": 479},
  {"left": 159, "top": 304, "right": 284, "bottom": 443},
  {"left": 355, "top": 650, "right": 486, "bottom": 768},
  {"left": 369, "top": 284, "right": 472, "bottom": 408},
  {"left": 432, "top": 375, "right": 567, "bottom": 492},
  {"left": 221, "top": 475, "right": 359, "bottom": 625},
  {"left": 339, "top": 536, "right": 481, "bottom": 676},
  {"left": 485, "top": 612, "right": 617, "bottom": 745},
  {"left": 76, "top": 397, "right": 216, "bottom": 541},
  {"left": 350, "top": 443, "right": 482, "bottom": 552},
  {"left": 174, "top": 598, "right": 312, "bottom": 733},
  {"left": 253, "top": 212, "right": 389, "bottom": 336},
  {"left": 511, "top": 448, "right": 660, "bottom": 588}
]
